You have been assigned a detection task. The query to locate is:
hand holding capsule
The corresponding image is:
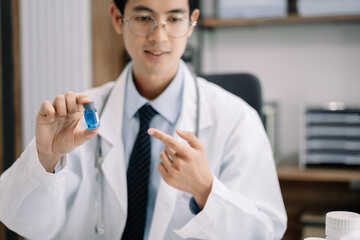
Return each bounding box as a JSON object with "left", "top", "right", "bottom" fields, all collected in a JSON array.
[{"left": 36, "top": 92, "right": 99, "bottom": 172}]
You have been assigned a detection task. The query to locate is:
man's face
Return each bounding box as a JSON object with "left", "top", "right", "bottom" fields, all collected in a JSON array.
[{"left": 119, "top": 0, "right": 198, "bottom": 78}]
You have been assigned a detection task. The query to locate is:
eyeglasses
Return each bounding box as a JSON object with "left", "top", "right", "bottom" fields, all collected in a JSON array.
[{"left": 122, "top": 15, "right": 197, "bottom": 39}]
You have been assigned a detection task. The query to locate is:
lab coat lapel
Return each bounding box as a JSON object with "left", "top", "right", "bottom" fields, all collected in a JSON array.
[
  {"left": 148, "top": 63, "right": 212, "bottom": 240},
  {"left": 98, "top": 64, "right": 131, "bottom": 217},
  {"left": 148, "top": 179, "right": 179, "bottom": 240}
]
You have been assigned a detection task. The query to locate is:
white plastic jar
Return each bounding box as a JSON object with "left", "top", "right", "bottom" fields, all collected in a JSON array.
[
  {"left": 304, "top": 211, "right": 360, "bottom": 240},
  {"left": 325, "top": 211, "right": 360, "bottom": 240}
]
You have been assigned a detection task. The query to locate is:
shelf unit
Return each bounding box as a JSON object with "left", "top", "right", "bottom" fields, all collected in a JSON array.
[
  {"left": 200, "top": 14, "right": 360, "bottom": 28},
  {"left": 194, "top": 12, "right": 360, "bottom": 74}
]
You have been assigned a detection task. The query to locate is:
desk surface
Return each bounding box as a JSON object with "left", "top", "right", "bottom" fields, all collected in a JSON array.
[
  {"left": 277, "top": 160, "right": 360, "bottom": 182},
  {"left": 277, "top": 160, "right": 360, "bottom": 240}
]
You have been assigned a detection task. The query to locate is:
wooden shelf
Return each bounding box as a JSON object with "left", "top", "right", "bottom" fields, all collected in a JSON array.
[
  {"left": 277, "top": 160, "right": 360, "bottom": 182},
  {"left": 200, "top": 14, "right": 360, "bottom": 28}
]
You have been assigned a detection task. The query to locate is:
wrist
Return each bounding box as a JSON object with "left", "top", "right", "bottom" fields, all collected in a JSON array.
[
  {"left": 37, "top": 151, "right": 62, "bottom": 173},
  {"left": 192, "top": 175, "right": 213, "bottom": 210}
]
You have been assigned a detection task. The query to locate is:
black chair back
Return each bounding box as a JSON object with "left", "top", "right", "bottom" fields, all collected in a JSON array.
[{"left": 200, "top": 73, "right": 264, "bottom": 122}]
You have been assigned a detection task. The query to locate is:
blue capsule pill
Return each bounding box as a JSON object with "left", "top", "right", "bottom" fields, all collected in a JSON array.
[{"left": 83, "top": 101, "right": 100, "bottom": 130}]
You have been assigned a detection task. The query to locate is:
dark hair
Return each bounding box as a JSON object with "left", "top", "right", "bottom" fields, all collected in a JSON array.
[{"left": 114, "top": 0, "right": 198, "bottom": 17}]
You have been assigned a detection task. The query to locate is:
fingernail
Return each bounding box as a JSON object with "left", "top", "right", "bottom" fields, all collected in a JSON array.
[
  {"left": 148, "top": 129, "right": 155, "bottom": 135},
  {"left": 82, "top": 97, "right": 91, "bottom": 103},
  {"left": 49, "top": 117, "right": 55, "bottom": 122}
]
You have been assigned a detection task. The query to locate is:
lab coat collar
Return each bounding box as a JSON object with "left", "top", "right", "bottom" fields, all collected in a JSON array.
[
  {"left": 98, "top": 60, "right": 212, "bottom": 144},
  {"left": 125, "top": 61, "right": 184, "bottom": 125}
]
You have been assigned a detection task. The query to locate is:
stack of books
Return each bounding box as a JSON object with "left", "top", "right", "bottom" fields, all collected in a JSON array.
[
  {"left": 297, "top": 0, "right": 360, "bottom": 17},
  {"left": 217, "top": 0, "right": 287, "bottom": 19}
]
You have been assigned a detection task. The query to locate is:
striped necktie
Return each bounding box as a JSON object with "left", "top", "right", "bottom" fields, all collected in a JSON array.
[{"left": 121, "top": 104, "right": 157, "bottom": 240}]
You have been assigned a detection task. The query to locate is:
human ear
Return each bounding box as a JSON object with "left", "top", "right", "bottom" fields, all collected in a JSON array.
[
  {"left": 109, "top": 4, "right": 123, "bottom": 35},
  {"left": 187, "top": 9, "right": 200, "bottom": 37}
]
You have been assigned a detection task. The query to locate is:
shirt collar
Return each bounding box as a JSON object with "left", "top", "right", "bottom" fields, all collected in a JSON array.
[{"left": 125, "top": 61, "right": 184, "bottom": 124}]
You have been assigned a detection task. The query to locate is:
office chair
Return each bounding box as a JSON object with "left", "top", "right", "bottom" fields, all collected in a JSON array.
[{"left": 200, "top": 73, "right": 264, "bottom": 123}]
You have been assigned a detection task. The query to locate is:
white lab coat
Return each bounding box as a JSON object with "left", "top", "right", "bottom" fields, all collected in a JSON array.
[{"left": 0, "top": 63, "right": 287, "bottom": 239}]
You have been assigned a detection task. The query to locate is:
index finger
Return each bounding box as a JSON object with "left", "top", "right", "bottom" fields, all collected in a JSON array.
[{"left": 148, "top": 128, "right": 187, "bottom": 156}]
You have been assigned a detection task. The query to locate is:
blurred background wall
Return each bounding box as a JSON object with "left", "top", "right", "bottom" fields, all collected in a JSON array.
[
  {"left": 198, "top": 23, "right": 360, "bottom": 160},
  {"left": 19, "top": 0, "right": 92, "bottom": 146}
]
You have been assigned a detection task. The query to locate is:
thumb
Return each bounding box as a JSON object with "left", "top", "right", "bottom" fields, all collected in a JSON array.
[
  {"left": 75, "top": 128, "right": 99, "bottom": 146},
  {"left": 176, "top": 129, "right": 203, "bottom": 150}
]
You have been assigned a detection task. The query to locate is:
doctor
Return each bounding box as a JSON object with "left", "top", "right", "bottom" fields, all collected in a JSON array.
[{"left": 0, "top": 0, "right": 287, "bottom": 239}]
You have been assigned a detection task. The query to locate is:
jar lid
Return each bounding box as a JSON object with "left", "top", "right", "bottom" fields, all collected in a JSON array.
[
  {"left": 326, "top": 211, "right": 360, "bottom": 230},
  {"left": 83, "top": 101, "right": 95, "bottom": 109}
]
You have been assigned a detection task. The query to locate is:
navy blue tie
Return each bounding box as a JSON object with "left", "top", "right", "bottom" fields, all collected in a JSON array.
[{"left": 121, "top": 104, "right": 157, "bottom": 240}]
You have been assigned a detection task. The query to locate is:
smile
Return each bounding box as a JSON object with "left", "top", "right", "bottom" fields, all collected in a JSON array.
[
  {"left": 144, "top": 50, "right": 169, "bottom": 59},
  {"left": 150, "top": 51, "right": 164, "bottom": 55}
]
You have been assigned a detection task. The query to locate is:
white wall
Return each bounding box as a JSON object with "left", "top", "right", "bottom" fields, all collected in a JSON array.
[
  {"left": 20, "top": 0, "right": 92, "bottom": 147},
  {"left": 199, "top": 22, "right": 360, "bottom": 159}
]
